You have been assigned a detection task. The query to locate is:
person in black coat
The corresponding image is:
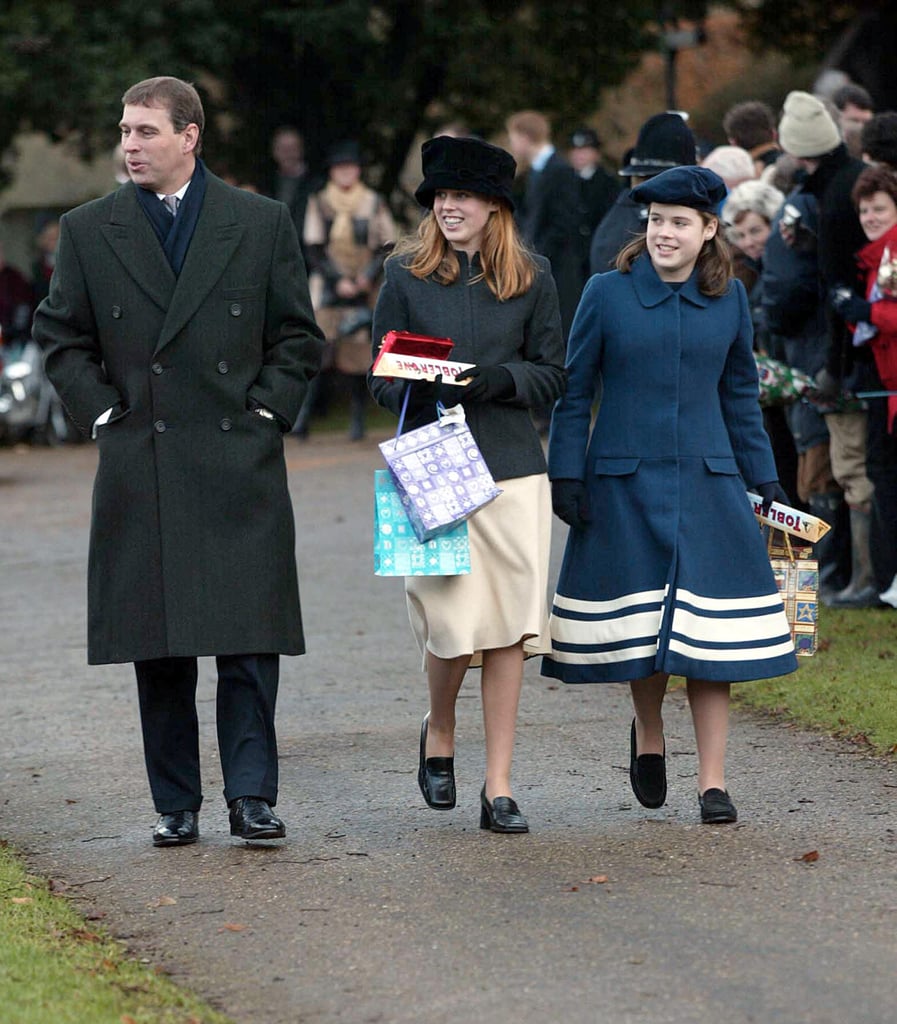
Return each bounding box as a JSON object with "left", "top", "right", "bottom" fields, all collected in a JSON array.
[
  {"left": 567, "top": 128, "right": 620, "bottom": 282},
  {"left": 506, "top": 110, "right": 583, "bottom": 335},
  {"left": 589, "top": 112, "right": 697, "bottom": 275},
  {"left": 34, "top": 78, "right": 324, "bottom": 847}
]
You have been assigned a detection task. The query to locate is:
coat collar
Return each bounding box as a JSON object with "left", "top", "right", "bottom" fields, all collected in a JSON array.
[
  {"left": 630, "top": 253, "right": 709, "bottom": 308},
  {"left": 100, "top": 173, "right": 245, "bottom": 353},
  {"left": 858, "top": 222, "right": 897, "bottom": 273}
]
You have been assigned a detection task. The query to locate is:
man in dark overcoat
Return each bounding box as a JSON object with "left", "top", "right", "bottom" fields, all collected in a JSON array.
[
  {"left": 506, "top": 110, "right": 583, "bottom": 337},
  {"left": 33, "top": 77, "right": 325, "bottom": 846}
]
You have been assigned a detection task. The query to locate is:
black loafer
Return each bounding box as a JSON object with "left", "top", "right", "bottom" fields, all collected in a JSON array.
[
  {"left": 629, "top": 719, "right": 667, "bottom": 808},
  {"left": 480, "top": 787, "right": 529, "bottom": 833},
  {"left": 229, "top": 797, "right": 286, "bottom": 840},
  {"left": 152, "top": 809, "right": 199, "bottom": 847},
  {"left": 418, "top": 713, "right": 456, "bottom": 809},
  {"left": 699, "top": 788, "right": 737, "bottom": 824}
]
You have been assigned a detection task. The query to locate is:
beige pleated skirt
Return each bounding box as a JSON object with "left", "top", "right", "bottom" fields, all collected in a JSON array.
[{"left": 405, "top": 473, "right": 552, "bottom": 669}]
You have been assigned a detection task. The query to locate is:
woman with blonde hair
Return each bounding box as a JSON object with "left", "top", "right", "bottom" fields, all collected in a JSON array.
[
  {"left": 369, "top": 136, "right": 565, "bottom": 832},
  {"left": 544, "top": 166, "right": 797, "bottom": 825}
]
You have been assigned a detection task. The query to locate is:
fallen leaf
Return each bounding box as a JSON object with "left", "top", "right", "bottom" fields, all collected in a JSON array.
[
  {"left": 121, "top": 1015, "right": 138, "bottom": 1024},
  {"left": 147, "top": 895, "right": 177, "bottom": 908},
  {"left": 49, "top": 879, "right": 69, "bottom": 894},
  {"left": 794, "top": 850, "right": 819, "bottom": 863},
  {"left": 11, "top": 897, "right": 33, "bottom": 905},
  {"left": 584, "top": 875, "right": 609, "bottom": 885},
  {"left": 85, "top": 911, "right": 108, "bottom": 921},
  {"left": 561, "top": 885, "right": 579, "bottom": 893},
  {"left": 65, "top": 799, "right": 79, "bottom": 805},
  {"left": 218, "top": 922, "right": 247, "bottom": 932}
]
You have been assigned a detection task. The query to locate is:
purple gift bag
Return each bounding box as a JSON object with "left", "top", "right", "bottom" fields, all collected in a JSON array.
[{"left": 378, "top": 392, "right": 502, "bottom": 543}]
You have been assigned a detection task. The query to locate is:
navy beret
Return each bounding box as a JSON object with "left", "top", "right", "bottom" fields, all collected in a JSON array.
[{"left": 630, "top": 165, "right": 727, "bottom": 212}]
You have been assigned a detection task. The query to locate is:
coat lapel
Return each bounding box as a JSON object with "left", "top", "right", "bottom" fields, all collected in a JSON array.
[
  {"left": 154, "top": 175, "right": 245, "bottom": 355},
  {"left": 100, "top": 184, "right": 176, "bottom": 313}
]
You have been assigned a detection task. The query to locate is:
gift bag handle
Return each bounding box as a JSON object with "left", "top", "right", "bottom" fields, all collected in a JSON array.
[{"left": 395, "top": 382, "right": 448, "bottom": 437}]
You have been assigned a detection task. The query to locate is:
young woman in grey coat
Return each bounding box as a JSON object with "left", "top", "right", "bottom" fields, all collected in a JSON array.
[{"left": 369, "top": 136, "right": 565, "bottom": 832}]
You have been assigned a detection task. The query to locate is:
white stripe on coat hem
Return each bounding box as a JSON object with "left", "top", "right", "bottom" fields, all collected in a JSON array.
[
  {"left": 675, "top": 588, "right": 785, "bottom": 612},
  {"left": 552, "top": 589, "right": 666, "bottom": 614},
  {"left": 671, "top": 608, "right": 792, "bottom": 644},
  {"left": 548, "top": 643, "right": 659, "bottom": 665},
  {"left": 550, "top": 610, "right": 664, "bottom": 646},
  {"left": 667, "top": 637, "right": 796, "bottom": 661}
]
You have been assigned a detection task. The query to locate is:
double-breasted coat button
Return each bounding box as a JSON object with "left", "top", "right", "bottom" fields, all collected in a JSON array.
[
  {"left": 217, "top": 360, "right": 229, "bottom": 374},
  {"left": 151, "top": 362, "right": 164, "bottom": 375},
  {"left": 154, "top": 420, "right": 166, "bottom": 433},
  {"left": 229, "top": 302, "right": 242, "bottom": 317},
  {"left": 111, "top": 305, "right": 122, "bottom": 319},
  {"left": 220, "top": 418, "right": 232, "bottom": 431}
]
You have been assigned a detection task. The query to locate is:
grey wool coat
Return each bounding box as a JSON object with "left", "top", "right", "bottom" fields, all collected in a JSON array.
[
  {"left": 34, "top": 172, "right": 325, "bottom": 664},
  {"left": 369, "top": 253, "right": 566, "bottom": 481}
]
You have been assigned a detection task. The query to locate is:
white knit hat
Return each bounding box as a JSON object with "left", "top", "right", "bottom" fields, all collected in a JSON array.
[{"left": 778, "top": 91, "right": 841, "bottom": 158}]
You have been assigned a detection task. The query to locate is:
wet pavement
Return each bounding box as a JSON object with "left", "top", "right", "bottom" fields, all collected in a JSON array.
[{"left": 1, "top": 436, "right": 895, "bottom": 1024}]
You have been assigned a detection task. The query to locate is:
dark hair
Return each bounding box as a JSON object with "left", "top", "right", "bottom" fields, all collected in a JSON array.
[
  {"left": 861, "top": 111, "right": 897, "bottom": 167},
  {"left": 722, "top": 101, "right": 776, "bottom": 151},
  {"left": 851, "top": 164, "right": 897, "bottom": 208},
  {"left": 615, "top": 210, "right": 733, "bottom": 298},
  {"left": 833, "top": 83, "right": 874, "bottom": 113},
  {"left": 121, "top": 77, "right": 205, "bottom": 154}
]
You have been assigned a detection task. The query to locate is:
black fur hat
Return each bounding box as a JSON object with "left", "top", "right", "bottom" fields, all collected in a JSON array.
[{"left": 414, "top": 136, "right": 517, "bottom": 211}]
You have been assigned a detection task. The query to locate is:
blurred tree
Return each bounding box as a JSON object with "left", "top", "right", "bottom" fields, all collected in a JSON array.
[{"left": 0, "top": 1, "right": 708, "bottom": 201}]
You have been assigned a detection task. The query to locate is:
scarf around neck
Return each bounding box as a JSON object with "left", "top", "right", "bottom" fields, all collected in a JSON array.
[{"left": 134, "top": 157, "right": 207, "bottom": 275}]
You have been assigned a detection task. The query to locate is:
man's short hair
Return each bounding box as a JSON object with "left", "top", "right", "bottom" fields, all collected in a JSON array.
[
  {"left": 833, "top": 83, "right": 874, "bottom": 113},
  {"left": 506, "top": 111, "right": 551, "bottom": 145},
  {"left": 121, "top": 77, "right": 205, "bottom": 154},
  {"left": 861, "top": 111, "right": 897, "bottom": 167},
  {"left": 722, "top": 101, "right": 776, "bottom": 151}
]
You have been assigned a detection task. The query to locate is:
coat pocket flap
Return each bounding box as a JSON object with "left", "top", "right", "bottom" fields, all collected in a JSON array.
[
  {"left": 593, "top": 457, "right": 641, "bottom": 476},
  {"left": 703, "top": 456, "right": 739, "bottom": 475}
]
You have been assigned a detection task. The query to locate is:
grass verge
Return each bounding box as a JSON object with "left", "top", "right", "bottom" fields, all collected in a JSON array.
[
  {"left": 736, "top": 606, "right": 897, "bottom": 754},
  {"left": 0, "top": 841, "right": 232, "bottom": 1024}
]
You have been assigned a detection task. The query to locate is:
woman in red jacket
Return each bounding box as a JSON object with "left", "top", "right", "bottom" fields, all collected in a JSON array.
[{"left": 831, "top": 165, "right": 897, "bottom": 605}]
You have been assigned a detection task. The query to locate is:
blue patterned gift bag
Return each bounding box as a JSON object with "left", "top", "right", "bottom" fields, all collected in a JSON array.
[
  {"left": 378, "top": 397, "right": 502, "bottom": 543},
  {"left": 373, "top": 470, "right": 471, "bottom": 577}
]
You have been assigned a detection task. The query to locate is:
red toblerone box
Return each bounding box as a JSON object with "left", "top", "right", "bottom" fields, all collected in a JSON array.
[{"left": 371, "top": 330, "right": 475, "bottom": 383}]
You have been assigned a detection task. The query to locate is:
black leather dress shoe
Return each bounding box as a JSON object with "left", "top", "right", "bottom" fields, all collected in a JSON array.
[
  {"left": 629, "top": 719, "right": 667, "bottom": 808},
  {"left": 418, "top": 713, "right": 456, "bottom": 809},
  {"left": 152, "top": 810, "right": 199, "bottom": 847},
  {"left": 229, "top": 797, "right": 286, "bottom": 840},
  {"left": 479, "top": 787, "right": 529, "bottom": 833},
  {"left": 699, "top": 788, "right": 738, "bottom": 824}
]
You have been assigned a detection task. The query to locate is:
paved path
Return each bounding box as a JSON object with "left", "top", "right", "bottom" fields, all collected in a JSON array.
[{"left": 1, "top": 437, "right": 895, "bottom": 1024}]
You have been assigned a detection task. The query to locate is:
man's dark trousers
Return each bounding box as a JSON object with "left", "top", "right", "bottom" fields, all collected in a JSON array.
[{"left": 135, "top": 654, "right": 279, "bottom": 813}]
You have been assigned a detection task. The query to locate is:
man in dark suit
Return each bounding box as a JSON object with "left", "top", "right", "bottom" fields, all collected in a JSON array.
[
  {"left": 34, "top": 77, "right": 324, "bottom": 847},
  {"left": 268, "top": 125, "right": 317, "bottom": 254},
  {"left": 567, "top": 127, "right": 621, "bottom": 283},
  {"left": 506, "top": 110, "right": 583, "bottom": 336}
]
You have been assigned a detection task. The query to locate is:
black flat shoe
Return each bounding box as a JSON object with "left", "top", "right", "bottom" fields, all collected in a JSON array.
[
  {"left": 699, "top": 788, "right": 738, "bottom": 824},
  {"left": 479, "top": 787, "right": 529, "bottom": 833},
  {"left": 152, "top": 809, "right": 199, "bottom": 847},
  {"left": 418, "top": 713, "right": 456, "bottom": 809},
  {"left": 229, "top": 797, "right": 286, "bottom": 840},
  {"left": 629, "top": 719, "right": 667, "bottom": 808}
]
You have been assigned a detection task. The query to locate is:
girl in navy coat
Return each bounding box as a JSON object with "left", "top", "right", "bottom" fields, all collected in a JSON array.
[{"left": 544, "top": 166, "right": 798, "bottom": 824}]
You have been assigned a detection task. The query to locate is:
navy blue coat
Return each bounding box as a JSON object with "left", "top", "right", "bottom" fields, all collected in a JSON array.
[{"left": 543, "top": 255, "right": 799, "bottom": 683}]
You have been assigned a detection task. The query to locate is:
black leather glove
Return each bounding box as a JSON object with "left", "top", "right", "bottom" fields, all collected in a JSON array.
[
  {"left": 830, "top": 288, "right": 872, "bottom": 324},
  {"left": 404, "top": 378, "right": 438, "bottom": 417},
  {"left": 551, "top": 478, "right": 590, "bottom": 528},
  {"left": 459, "top": 365, "right": 515, "bottom": 403},
  {"left": 755, "top": 480, "right": 789, "bottom": 516}
]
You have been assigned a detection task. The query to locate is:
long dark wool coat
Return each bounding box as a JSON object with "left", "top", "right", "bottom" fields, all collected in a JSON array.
[{"left": 34, "top": 172, "right": 324, "bottom": 664}]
